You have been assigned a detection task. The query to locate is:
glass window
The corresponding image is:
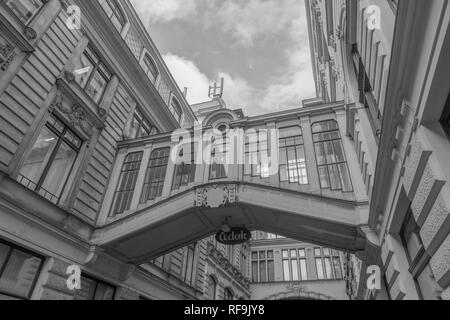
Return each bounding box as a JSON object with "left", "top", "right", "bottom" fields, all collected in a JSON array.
[
  {"left": 333, "top": 257, "right": 342, "bottom": 279},
  {"left": 312, "top": 120, "right": 353, "bottom": 192},
  {"left": 324, "top": 257, "right": 333, "bottom": 279},
  {"left": 224, "top": 288, "right": 233, "bottom": 301},
  {"left": 169, "top": 98, "right": 182, "bottom": 123},
  {"left": 251, "top": 250, "right": 274, "bottom": 283},
  {"left": 208, "top": 276, "right": 216, "bottom": 300},
  {"left": 129, "top": 107, "right": 158, "bottom": 139},
  {"left": 98, "top": 0, "right": 126, "bottom": 32},
  {"left": 73, "top": 274, "right": 115, "bottom": 300},
  {"left": 181, "top": 244, "right": 196, "bottom": 287},
  {"left": 0, "top": 241, "right": 43, "bottom": 300},
  {"left": 300, "top": 259, "right": 308, "bottom": 281},
  {"left": 110, "top": 152, "right": 143, "bottom": 216},
  {"left": 209, "top": 133, "right": 228, "bottom": 180},
  {"left": 245, "top": 130, "right": 270, "bottom": 178},
  {"left": 4, "top": 0, "right": 44, "bottom": 24},
  {"left": 279, "top": 127, "right": 308, "bottom": 184},
  {"left": 18, "top": 114, "right": 81, "bottom": 205},
  {"left": 140, "top": 148, "right": 170, "bottom": 202},
  {"left": 74, "top": 45, "right": 111, "bottom": 103},
  {"left": 172, "top": 143, "right": 196, "bottom": 190},
  {"left": 315, "top": 258, "right": 325, "bottom": 280},
  {"left": 141, "top": 54, "right": 159, "bottom": 84},
  {"left": 283, "top": 260, "right": 290, "bottom": 281}
]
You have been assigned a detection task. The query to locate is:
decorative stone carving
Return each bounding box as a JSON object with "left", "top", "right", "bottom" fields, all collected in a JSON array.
[
  {"left": 0, "top": 42, "right": 16, "bottom": 71},
  {"left": 52, "top": 93, "right": 94, "bottom": 137},
  {"left": 63, "top": 70, "right": 76, "bottom": 83},
  {"left": 23, "top": 27, "right": 37, "bottom": 41},
  {"left": 195, "top": 184, "right": 237, "bottom": 208}
]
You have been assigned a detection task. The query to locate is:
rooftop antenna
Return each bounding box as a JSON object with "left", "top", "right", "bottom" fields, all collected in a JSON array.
[
  {"left": 183, "top": 87, "right": 188, "bottom": 97},
  {"left": 208, "top": 77, "right": 224, "bottom": 99}
]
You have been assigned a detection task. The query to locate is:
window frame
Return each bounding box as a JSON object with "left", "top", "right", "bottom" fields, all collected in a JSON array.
[
  {"left": 278, "top": 126, "right": 309, "bottom": 185},
  {"left": 2, "top": 0, "right": 46, "bottom": 26},
  {"left": 312, "top": 120, "right": 353, "bottom": 192},
  {"left": 208, "top": 276, "right": 217, "bottom": 300},
  {"left": 17, "top": 114, "right": 82, "bottom": 205},
  {"left": 0, "top": 239, "right": 45, "bottom": 300},
  {"left": 141, "top": 53, "right": 159, "bottom": 84},
  {"left": 140, "top": 148, "right": 170, "bottom": 203},
  {"left": 75, "top": 44, "right": 112, "bottom": 104},
  {"left": 74, "top": 273, "right": 116, "bottom": 301},
  {"left": 251, "top": 250, "right": 274, "bottom": 283},
  {"left": 110, "top": 152, "right": 143, "bottom": 216},
  {"left": 244, "top": 130, "right": 270, "bottom": 179},
  {"left": 98, "top": 0, "right": 127, "bottom": 33},
  {"left": 172, "top": 142, "right": 196, "bottom": 190},
  {"left": 440, "top": 92, "right": 450, "bottom": 140},
  {"left": 129, "top": 107, "right": 158, "bottom": 139},
  {"left": 209, "top": 132, "right": 228, "bottom": 181},
  {"left": 169, "top": 97, "right": 183, "bottom": 123}
]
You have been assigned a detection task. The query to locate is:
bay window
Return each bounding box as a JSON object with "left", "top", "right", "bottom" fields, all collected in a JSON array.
[
  {"left": 251, "top": 250, "right": 274, "bottom": 283},
  {"left": 313, "top": 120, "right": 353, "bottom": 192},
  {"left": 111, "top": 152, "right": 143, "bottom": 216},
  {"left": 140, "top": 148, "right": 170, "bottom": 202},
  {"left": 3, "top": 0, "right": 45, "bottom": 25},
  {"left": 279, "top": 126, "right": 308, "bottom": 184},
  {"left": 245, "top": 130, "right": 269, "bottom": 178},
  {"left": 0, "top": 240, "right": 43, "bottom": 300},
  {"left": 282, "top": 249, "right": 308, "bottom": 282},
  {"left": 314, "top": 247, "right": 342, "bottom": 280},
  {"left": 74, "top": 45, "right": 112, "bottom": 104},
  {"left": 18, "top": 114, "right": 81, "bottom": 205}
]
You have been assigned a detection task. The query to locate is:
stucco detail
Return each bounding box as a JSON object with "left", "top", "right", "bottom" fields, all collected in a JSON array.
[
  {"left": 420, "top": 190, "right": 450, "bottom": 254},
  {"left": 430, "top": 233, "right": 450, "bottom": 288},
  {"left": 39, "top": 259, "right": 75, "bottom": 300},
  {"left": 411, "top": 164, "right": 444, "bottom": 226}
]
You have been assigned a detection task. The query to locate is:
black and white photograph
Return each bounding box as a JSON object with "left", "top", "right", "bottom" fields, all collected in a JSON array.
[{"left": 0, "top": 0, "right": 448, "bottom": 306}]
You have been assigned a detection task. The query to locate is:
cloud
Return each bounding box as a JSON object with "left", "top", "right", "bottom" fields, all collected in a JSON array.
[{"left": 130, "top": 0, "right": 197, "bottom": 23}]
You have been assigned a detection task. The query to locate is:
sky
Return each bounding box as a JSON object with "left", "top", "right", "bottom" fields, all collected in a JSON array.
[{"left": 130, "top": 0, "right": 316, "bottom": 116}]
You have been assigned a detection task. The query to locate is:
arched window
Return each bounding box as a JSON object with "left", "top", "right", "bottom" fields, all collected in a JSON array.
[
  {"left": 142, "top": 53, "right": 159, "bottom": 84},
  {"left": 169, "top": 98, "right": 182, "bottom": 123},
  {"left": 99, "top": 0, "right": 126, "bottom": 32},
  {"left": 279, "top": 126, "right": 308, "bottom": 184},
  {"left": 312, "top": 120, "right": 353, "bottom": 192},
  {"left": 224, "top": 288, "right": 233, "bottom": 301},
  {"left": 208, "top": 276, "right": 216, "bottom": 300}
]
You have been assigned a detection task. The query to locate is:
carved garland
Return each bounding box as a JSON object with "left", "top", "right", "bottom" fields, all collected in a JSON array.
[{"left": 51, "top": 94, "right": 94, "bottom": 137}]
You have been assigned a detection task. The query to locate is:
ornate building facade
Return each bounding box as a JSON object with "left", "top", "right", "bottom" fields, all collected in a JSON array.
[{"left": 0, "top": 0, "right": 449, "bottom": 301}]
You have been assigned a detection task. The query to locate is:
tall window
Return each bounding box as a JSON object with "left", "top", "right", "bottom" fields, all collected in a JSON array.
[
  {"left": 172, "top": 143, "right": 196, "bottom": 190},
  {"left": 245, "top": 130, "right": 269, "bottom": 178},
  {"left": 224, "top": 288, "right": 233, "bottom": 300},
  {"left": 181, "top": 244, "right": 196, "bottom": 287},
  {"left": 74, "top": 45, "right": 112, "bottom": 103},
  {"left": 169, "top": 98, "right": 182, "bottom": 123},
  {"left": 18, "top": 114, "right": 82, "bottom": 205},
  {"left": 208, "top": 276, "right": 216, "bottom": 300},
  {"left": 279, "top": 126, "right": 308, "bottom": 184},
  {"left": 209, "top": 132, "right": 228, "bottom": 180},
  {"left": 0, "top": 240, "right": 43, "bottom": 300},
  {"left": 140, "top": 148, "right": 170, "bottom": 202},
  {"left": 313, "top": 120, "right": 353, "bottom": 192},
  {"left": 110, "top": 152, "right": 143, "bottom": 216},
  {"left": 129, "top": 107, "right": 158, "bottom": 139},
  {"left": 282, "top": 249, "right": 308, "bottom": 281},
  {"left": 4, "top": 0, "right": 44, "bottom": 25},
  {"left": 74, "top": 274, "right": 115, "bottom": 300},
  {"left": 141, "top": 53, "right": 159, "bottom": 84},
  {"left": 98, "top": 0, "right": 126, "bottom": 32},
  {"left": 314, "top": 248, "right": 342, "bottom": 280},
  {"left": 400, "top": 209, "right": 441, "bottom": 300},
  {"left": 251, "top": 250, "right": 274, "bottom": 283}
]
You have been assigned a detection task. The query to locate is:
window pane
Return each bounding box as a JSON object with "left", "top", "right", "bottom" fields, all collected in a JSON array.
[
  {"left": 75, "top": 53, "right": 94, "bottom": 88},
  {"left": 314, "top": 248, "right": 321, "bottom": 256},
  {"left": 338, "top": 164, "right": 353, "bottom": 192},
  {"left": 290, "top": 249, "right": 297, "bottom": 258},
  {"left": 93, "top": 283, "right": 115, "bottom": 300},
  {"left": 291, "top": 260, "right": 299, "bottom": 281},
  {"left": 315, "top": 258, "right": 324, "bottom": 280},
  {"left": 0, "top": 243, "right": 10, "bottom": 270},
  {"left": 267, "top": 251, "right": 274, "bottom": 259},
  {"left": 0, "top": 249, "right": 42, "bottom": 299},
  {"left": 86, "top": 71, "right": 108, "bottom": 103},
  {"left": 40, "top": 141, "right": 77, "bottom": 200},
  {"left": 298, "top": 249, "right": 305, "bottom": 257},
  {"left": 283, "top": 260, "right": 290, "bottom": 281},
  {"left": 267, "top": 260, "right": 274, "bottom": 282},
  {"left": 333, "top": 141, "right": 345, "bottom": 162},
  {"left": 333, "top": 257, "right": 342, "bottom": 279},
  {"left": 252, "top": 262, "right": 258, "bottom": 283},
  {"left": 318, "top": 166, "right": 330, "bottom": 188},
  {"left": 324, "top": 257, "right": 333, "bottom": 279},
  {"left": 315, "top": 143, "right": 326, "bottom": 165},
  {"left": 328, "top": 164, "right": 342, "bottom": 190},
  {"left": 323, "top": 248, "right": 330, "bottom": 256},
  {"left": 74, "top": 277, "right": 97, "bottom": 300},
  {"left": 259, "top": 261, "right": 267, "bottom": 282},
  {"left": 300, "top": 259, "right": 308, "bottom": 280},
  {"left": 19, "top": 127, "right": 58, "bottom": 187},
  {"left": 5, "top": 0, "right": 43, "bottom": 24},
  {"left": 282, "top": 250, "right": 289, "bottom": 259}
]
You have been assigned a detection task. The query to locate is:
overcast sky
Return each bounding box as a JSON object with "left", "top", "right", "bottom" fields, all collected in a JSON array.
[{"left": 130, "top": 0, "right": 315, "bottom": 116}]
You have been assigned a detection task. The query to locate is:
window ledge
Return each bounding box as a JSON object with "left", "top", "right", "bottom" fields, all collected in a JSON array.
[
  {"left": 55, "top": 76, "right": 107, "bottom": 134},
  {"left": 0, "top": 7, "right": 37, "bottom": 53}
]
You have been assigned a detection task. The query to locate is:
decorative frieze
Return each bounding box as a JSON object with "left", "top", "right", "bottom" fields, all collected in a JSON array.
[{"left": 195, "top": 184, "right": 237, "bottom": 208}]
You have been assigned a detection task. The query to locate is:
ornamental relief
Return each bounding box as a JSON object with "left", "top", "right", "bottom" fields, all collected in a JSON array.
[
  {"left": 0, "top": 37, "right": 16, "bottom": 71},
  {"left": 195, "top": 184, "right": 237, "bottom": 208},
  {"left": 50, "top": 93, "right": 95, "bottom": 137}
]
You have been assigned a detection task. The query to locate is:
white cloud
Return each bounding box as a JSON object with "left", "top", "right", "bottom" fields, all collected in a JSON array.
[
  {"left": 163, "top": 54, "right": 210, "bottom": 104},
  {"left": 130, "top": 0, "right": 197, "bottom": 23}
]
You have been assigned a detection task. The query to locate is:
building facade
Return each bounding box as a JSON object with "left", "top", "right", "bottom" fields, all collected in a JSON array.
[
  {"left": 306, "top": 0, "right": 450, "bottom": 300},
  {"left": 0, "top": 0, "right": 449, "bottom": 301}
]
